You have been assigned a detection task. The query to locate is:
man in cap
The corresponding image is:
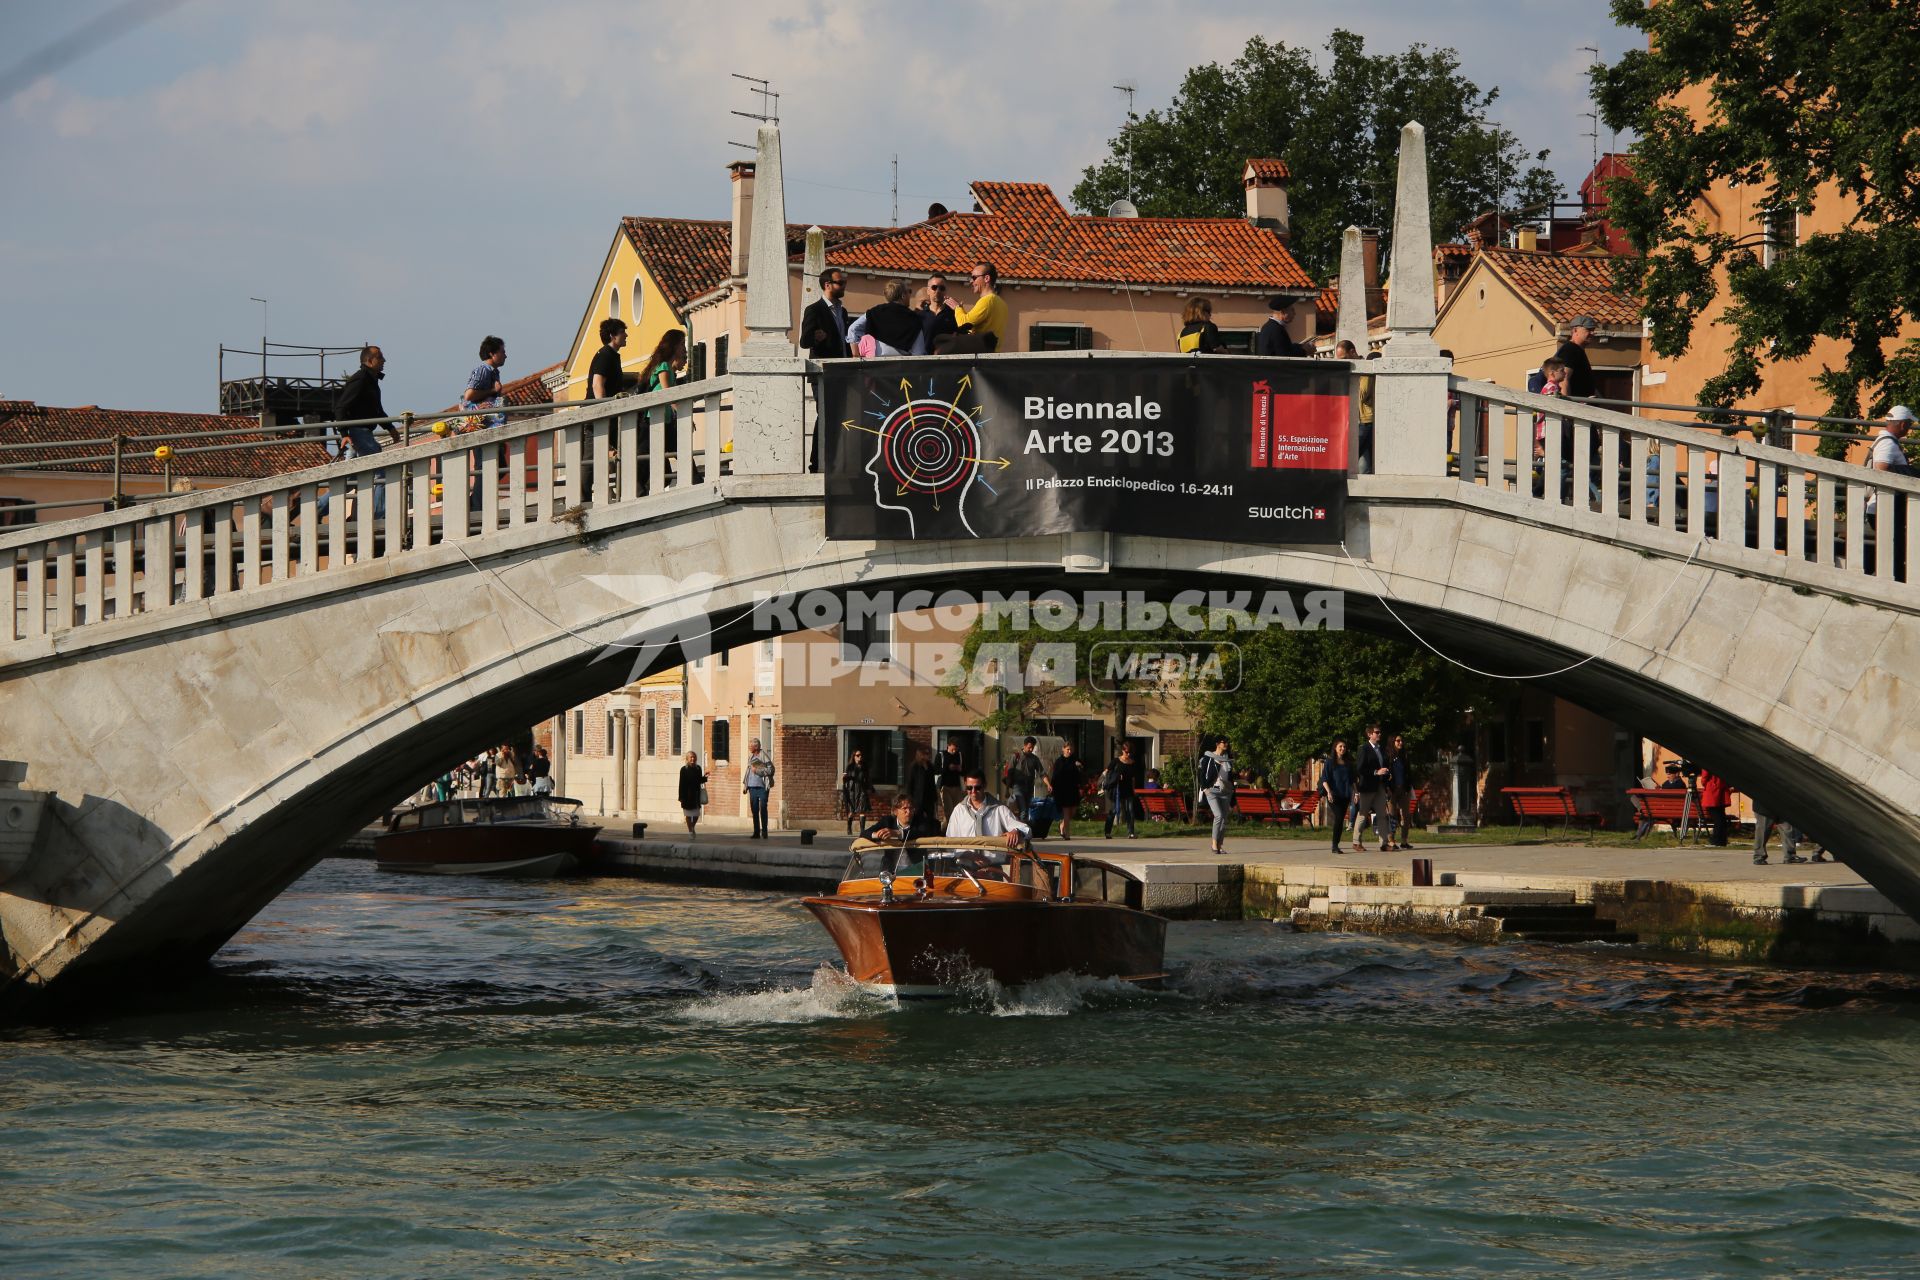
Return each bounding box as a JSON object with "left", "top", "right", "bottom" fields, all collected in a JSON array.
[
  {"left": 1866, "top": 405, "right": 1916, "bottom": 577},
  {"left": 1551, "top": 316, "right": 1598, "bottom": 398},
  {"left": 1255, "top": 295, "right": 1306, "bottom": 357}
]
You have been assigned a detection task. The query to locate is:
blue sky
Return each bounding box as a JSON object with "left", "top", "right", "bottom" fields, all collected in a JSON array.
[{"left": 0, "top": 0, "right": 1641, "bottom": 417}]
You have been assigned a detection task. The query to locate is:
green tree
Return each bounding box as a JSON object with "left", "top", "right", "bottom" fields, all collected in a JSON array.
[
  {"left": 1071, "top": 30, "right": 1559, "bottom": 280},
  {"left": 1189, "top": 629, "right": 1500, "bottom": 781},
  {"left": 1594, "top": 1, "right": 1920, "bottom": 442}
]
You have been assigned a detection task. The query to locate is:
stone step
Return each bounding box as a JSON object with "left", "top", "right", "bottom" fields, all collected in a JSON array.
[
  {"left": 1497, "top": 914, "right": 1618, "bottom": 934},
  {"left": 1329, "top": 884, "right": 1576, "bottom": 908},
  {"left": 1503, "top": 928, "right": 1638, "bottom": 945},
  {"left": 1480, "top": 903, "right": 1599, "bottom": 921}
]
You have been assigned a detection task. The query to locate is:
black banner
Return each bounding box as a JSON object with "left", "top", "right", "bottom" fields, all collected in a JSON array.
[{"left": 820, "top": 357, "right": 1349, "bottom": 544}]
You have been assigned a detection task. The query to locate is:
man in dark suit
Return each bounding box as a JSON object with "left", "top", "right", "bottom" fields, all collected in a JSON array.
[
  {"left": 800, "top": 268, "right": 850, "bottom": 359},
  {"left": 1351, "top": 723, "right": 1393, "bottom": 853},
  {"left": 1254, "top": 296, "right": 1305, "bottom": 357}
]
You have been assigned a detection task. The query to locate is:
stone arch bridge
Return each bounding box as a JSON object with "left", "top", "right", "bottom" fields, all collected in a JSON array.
[{"left": 5, "top": 121, "right": 1919, "bottom": 1015}]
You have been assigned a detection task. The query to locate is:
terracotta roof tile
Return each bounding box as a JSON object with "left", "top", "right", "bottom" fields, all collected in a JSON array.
[
  {"left": 1244, "top": 158, "right": 1291, "bottom": 181},
  {"left": 0, "top": 404, "right": 326, "bottom": 479},
  {"left": 620, "top": 218, "right": 887, "bottom": 314},
  {"left": 826, "top": 181, "right": 1315, "bottom": 291},
  {"left": 1316, "top": 285, "right": 1339, "bottom": 315},
  {"left": 1482, "top": 247, "right": 1641, "bottom": 328}
]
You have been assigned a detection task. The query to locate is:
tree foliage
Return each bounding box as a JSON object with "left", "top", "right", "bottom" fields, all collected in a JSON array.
[
  {"left": 1071, "top": 30, "right": 1559, "bottom": 280},
  {"left": 1189, "top": 629, "right": 1501, "bottom": 780},
  {"left": 1594, "top": 1, "right": 1920, "bottom": 431}
]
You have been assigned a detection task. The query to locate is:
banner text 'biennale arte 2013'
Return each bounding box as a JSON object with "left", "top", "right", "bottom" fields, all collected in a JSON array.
[{"left": 819, "top": 358, "right": 1350, "bottom": 545}]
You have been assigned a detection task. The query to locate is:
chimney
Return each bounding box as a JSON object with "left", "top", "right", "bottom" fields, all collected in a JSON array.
[
  {"left": 1243, "top": 158, "right": 1291, "bottom": 239},
  {"left": 1360, "top": 228, "right": 1384, "bottom": 318},
  {"left": 1516, "top": 225, "right": 1539, "bottom": 252},
  {"left": 728, "top": 160, "right": 756, "bottom": 279}
]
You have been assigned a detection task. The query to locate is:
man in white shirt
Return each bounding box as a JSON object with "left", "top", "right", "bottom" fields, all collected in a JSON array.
[{"left": 944, "top": 771, "right": 1029, "bottom": 852}]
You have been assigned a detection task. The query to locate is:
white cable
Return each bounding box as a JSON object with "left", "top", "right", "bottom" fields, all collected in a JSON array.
[{"left": 1336, "top": 535, "right": 1708, "bottom": 680}]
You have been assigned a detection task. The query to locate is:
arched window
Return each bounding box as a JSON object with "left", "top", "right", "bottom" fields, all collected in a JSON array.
[
  {"left": 609, "top": 286, "right": 621, "bottom": 320},
  {"left": 631, "top": 277, "right": 645, "bottom": 327}
]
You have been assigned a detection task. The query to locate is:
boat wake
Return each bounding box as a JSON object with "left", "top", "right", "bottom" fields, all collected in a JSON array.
[{"left": 675, "top": 965, "right": 895, "bottom": 1024}]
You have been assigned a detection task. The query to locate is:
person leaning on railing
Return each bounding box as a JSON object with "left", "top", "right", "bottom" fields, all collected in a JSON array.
[{"left": 320, "top": 345, "right": 399, "bottom": 521}]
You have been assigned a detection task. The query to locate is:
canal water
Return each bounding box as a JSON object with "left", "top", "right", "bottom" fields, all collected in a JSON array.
[{"left": 8, "top": 860, "right": 1920, "bottom": 1278}]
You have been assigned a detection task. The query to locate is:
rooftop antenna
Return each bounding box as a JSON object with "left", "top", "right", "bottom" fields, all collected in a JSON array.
[
  {"left": 891, "top": 153, "right": 899, "bottom": 227},
  {"left": 1580, "top": 46, "right": 1602, "bottom": 176},
  {"left": 727, "top": 73, "right": 778, "bottom": 151},
  {"left": 1113, "top": 81, "right": 1137, "bottom": 202}
]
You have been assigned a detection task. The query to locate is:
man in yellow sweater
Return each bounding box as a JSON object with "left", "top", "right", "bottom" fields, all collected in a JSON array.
[{"left": 947, "top": 261, "right": 1008, "bottom": 351}]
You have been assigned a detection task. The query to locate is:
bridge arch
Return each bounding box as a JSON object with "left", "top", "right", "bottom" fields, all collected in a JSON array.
[{"left": 6, "top": 464, "right": 1919, "bottom": 1014}]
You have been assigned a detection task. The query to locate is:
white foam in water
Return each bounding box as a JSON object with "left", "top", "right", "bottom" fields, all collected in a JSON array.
[
  {"left": 677, "top": 965, "right": 893, "bottom": 1025},
  {"left": 987, "top": 971, "right": 1142, "bottom": 1017}
]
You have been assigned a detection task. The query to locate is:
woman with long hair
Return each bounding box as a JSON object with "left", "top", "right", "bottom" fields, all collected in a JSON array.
[{"left": 642, "top": 328, "right": 689, "bottom": 458}]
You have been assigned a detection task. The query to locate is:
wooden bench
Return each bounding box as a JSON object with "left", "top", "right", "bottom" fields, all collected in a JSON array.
[
  {"left": 1501, "top": 786, "right": 1605, "bottom": 834},
  {"left": 1232, "top": 789, "right": 1311, "bottom": 826},
  {"left": 1626, "top": 788, "right": 1702, "bottom": 842},
  {"left": 1136, "top": 790, "right": 1190, "bottom": 822}
]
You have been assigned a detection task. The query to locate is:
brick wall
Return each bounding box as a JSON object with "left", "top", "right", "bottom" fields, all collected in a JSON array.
[{"left": 779, "top": 725, "right": 841, "bottom": 822}]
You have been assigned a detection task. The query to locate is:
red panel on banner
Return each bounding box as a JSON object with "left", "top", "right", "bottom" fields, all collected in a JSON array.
[
  {"left": 1249, "top": 380, "right": 1273, "bottom": 469},
  {"left": 1267, "top": 393, "right": 1349, "bottom": 471}
]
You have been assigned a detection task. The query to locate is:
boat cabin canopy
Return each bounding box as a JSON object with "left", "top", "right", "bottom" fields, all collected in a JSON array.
[
  {"left": 386, "top": 795, "right": 585, "bottom": 833},
  {"left": 844, "top": 838, "right": 1145, "bottom": 908}
]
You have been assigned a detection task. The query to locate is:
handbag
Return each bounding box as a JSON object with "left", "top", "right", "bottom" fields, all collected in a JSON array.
[{"left": 699, "top": 785, "right": 709, "bottom": 806}]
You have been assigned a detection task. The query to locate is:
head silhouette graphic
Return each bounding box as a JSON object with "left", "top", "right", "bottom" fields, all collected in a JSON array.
[{"left": 864, "top": 394, "right": 983, "bottom": 537}]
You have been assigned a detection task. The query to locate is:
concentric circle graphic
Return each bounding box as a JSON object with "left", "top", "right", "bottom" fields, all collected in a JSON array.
[{"left": 877, "top": 399, "right": 980, "bottom": 495}]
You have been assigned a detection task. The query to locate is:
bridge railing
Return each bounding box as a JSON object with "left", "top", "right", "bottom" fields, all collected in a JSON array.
[
  {"left": 1451, "top": 378, "right": 1920, "bottom": 588},
  {"left": 2, "top": 375, "right": 734, "bottom": 643}
]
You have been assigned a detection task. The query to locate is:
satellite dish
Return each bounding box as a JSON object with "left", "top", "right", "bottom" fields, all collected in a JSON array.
[{"left": 1107, "top": 199, "right": 1140, "bottom": 218}]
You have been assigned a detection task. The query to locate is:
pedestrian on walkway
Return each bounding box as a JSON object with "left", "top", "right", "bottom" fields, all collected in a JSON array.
[
  {"left": 679, "top": 750, "right": 707, "bottom": 836},
  {"left": 839, "top": 748, "right": 873, "bottom": 835},
  {"left": 1352, "top": 724, "right": 1391, "bottom": 853},
  {"left": 331, "top": 345, "right": 399, "bottom": 522},
  {"left": 1387, "top": 732, "right": 1415, "bottom": 850},
  {"left": 640, "top": 329, "right": 689, "bottom": 459},
  {"left": 801, "top": 268, "right": 851, "bottom": 359},
  {"left": 1196, "top": 736, "right": 1235, "bottom": 856},
  {"left": 1255, "top": 297, "right": 1305, "bottom": 357},
  {"left": 1321, "top": 739, "right": 1355, "bottom": 853},
  {"left": 497, "top": 744, "right": 522, "bottom": 797},
  {"left": 1049, "top": 742, "right": 1087, "bottom": 839},
  {"left": 1003, "top": 736, "right": 1043, "bottom": 821},
  {"left": 1178, "top": 297, "right": 1222, "bottom": 354},
  {"left": 937, "top": 739, "right": 966, "bottom": 820},
  {"left": 528, "top": 746, "right": 554, "bottom": 796},
  {"left": 743, "top": 737, "right": 775, "bottom": 838},
  {"left": 463, "top": 335, "right": 508, "bottom": 429},
  {"left": 1101, "top": 743, "right": 1139, "bottom": 839},
  {"left": 588, "top": 317, "right": 633, "bottom": 400},
  {"left": 1698, "top": 767, "right": 1734, "bottom": 847},
  {"left": 903, "top": 745, "right": 940, "bottom": 837}
]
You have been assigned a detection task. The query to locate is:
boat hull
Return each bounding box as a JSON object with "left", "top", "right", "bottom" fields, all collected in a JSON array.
[
  {"left": 374, "top": 824, "right": 601, "bottom": 877},
  {"left": 803, "top": 895, "right": 1167, "bottom": 996}
]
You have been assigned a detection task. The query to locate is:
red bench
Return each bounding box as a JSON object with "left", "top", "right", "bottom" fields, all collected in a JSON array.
[
  {"left": 1136, "top": 790, "right": 1190, "bottom": 822},
  {"left": 1501, "top": 786, "right": 1605, "bottom": 835},
  {"left": 1233, "top": 789, "right": 1311, "bottom": 826},
  {"left": 1626, "top": 788, "right": 1701, "bottom": 841}
]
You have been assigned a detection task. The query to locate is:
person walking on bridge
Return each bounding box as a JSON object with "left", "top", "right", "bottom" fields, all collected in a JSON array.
[
  {"left": 331, "top": 345, "right": 398, "bottom": 522},
  {"left": 945, "top": 261, "right": 1008, "bottom": 352},
  {"left": 1255, "top": 296, "right": 1305, "bottom": 357}
]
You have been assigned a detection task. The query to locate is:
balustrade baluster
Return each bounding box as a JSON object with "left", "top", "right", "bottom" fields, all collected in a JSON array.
[
  {"left": 1657, "top": 443, "right": 1678, "bottom": 531},
  {"left": 1754, "top": 460, "right": 1777, "bottom": 557},
  {"left": 536, "top": 429, "right": 556, "bottom": 521},
  {"left": 52, "top": 539, "right": 75, "bottom": 630},
  {"left": 213, "top": 510, "right": 234, "bottom": 594},
  {"left": 1599, "top": 426, "right": 1619, "bottom": 519},
  {"left": 561, "top": 424, "right": 583, "bottom": 509},
  {"left": 705, "top": 391, "right": 724, "bottom": 483},
  {"left": 24, "top": 546, "right": 46, "bottom": 637},
  {"left": 443, "top": 452, "right": 470, "bottom": 542},
  {"left": 1815, "top": 476, "right": 1837, "bottom": 568},
  {"left": 412, "top": 468, "right": 433, "bottom": 550},
  {"left": 298, "top": 483, "right": 318, "bottom": 574},
  {"left": 82, "top": 533, "right": 104, "bottom": 623},
  {"left": 676, "top": 395, "right": 694, "bottom": 488},
  {"left": 647, "top": 407, "right": 666, "bottom": 496},
  {"left": 1844, "top": 482, "right": 1866, "bottom": 573},
  {"left": 616, "top": 410, "right": 638, "bottom": 504},
  {"left": 1874, "top": 487, "right": 1895, "bottom": 582},
  {"left": 1686, "top": 447, "right": 1708, "bottom": 538},
  {"left": 589, "top": 418, "right": 612, "bottom": 506},
  {"left": 1455, "top": 392, "right": 1479, "bottom": 483},
  {"left": 1720, "top": 449, "right": 1747, "bottom": 550},
  {"left": 508, "top": 437, "right": 528, "bottom": 527},
  {"left": 241, "top": 499, "right": 264, "bottom": 591},
  {"left": 1542, "top": 411, "right": 1564, "bottom": 507},
  {"left": 1785, "top": 469, "right": 1807, "bottom": 563},
  {"left": 269, "top": 491, "right": 290, "bottom": 584},
  {"left": 481, "top": 445, "right": 500, "bottom": 534}
]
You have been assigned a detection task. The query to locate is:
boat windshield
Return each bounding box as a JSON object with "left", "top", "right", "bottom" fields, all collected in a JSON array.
[{"left": 843, "top": 845, "right": 1014, "bottom": 883}]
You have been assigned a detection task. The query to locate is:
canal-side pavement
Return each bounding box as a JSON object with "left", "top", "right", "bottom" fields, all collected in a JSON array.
[{"left": 340, "top": 823, "right": 1915, "bottom": 968}]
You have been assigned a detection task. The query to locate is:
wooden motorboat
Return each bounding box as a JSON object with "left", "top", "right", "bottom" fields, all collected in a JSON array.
[
  {"left": 803, "top": 837, "right": 1167, "bottom": 997},
  {"left": 375, "top": 795, "right": 601, "bottom": 876}
]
